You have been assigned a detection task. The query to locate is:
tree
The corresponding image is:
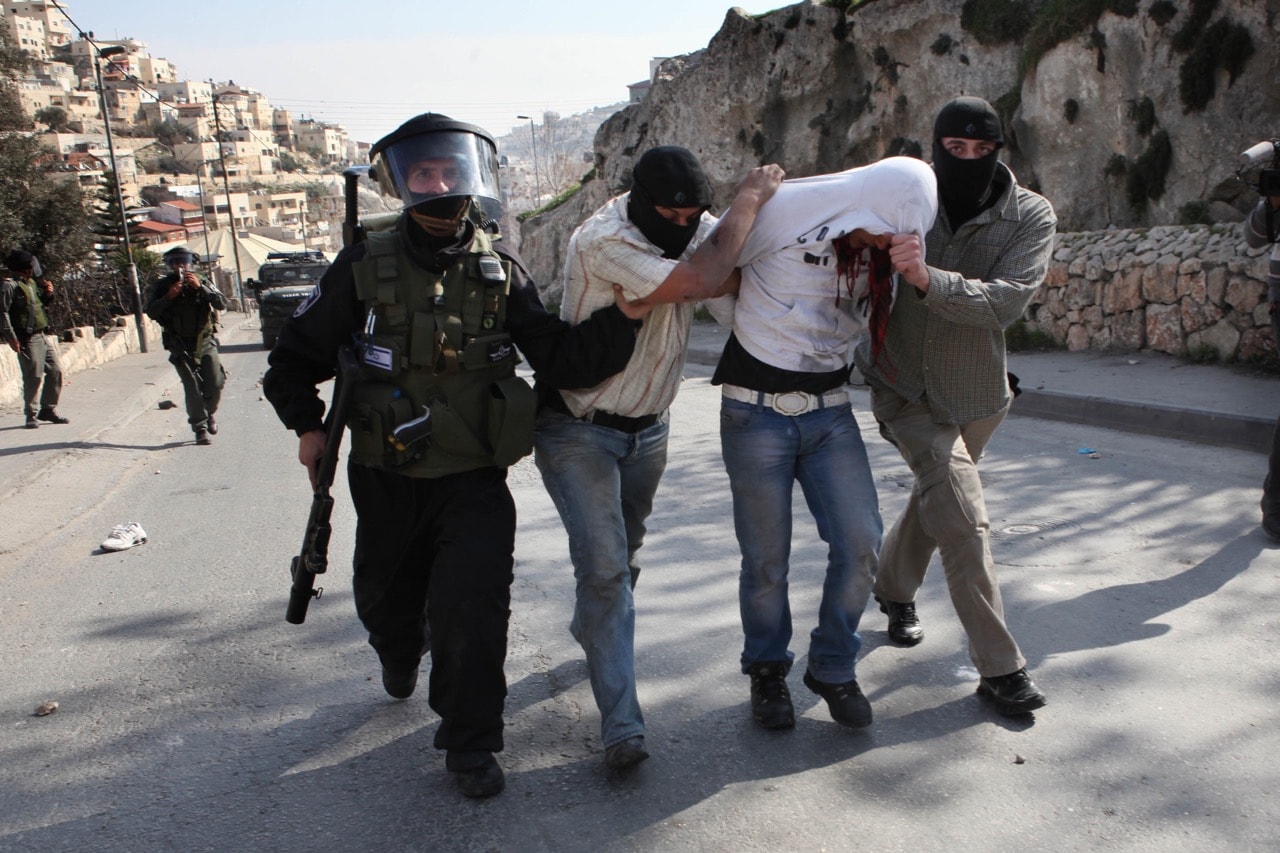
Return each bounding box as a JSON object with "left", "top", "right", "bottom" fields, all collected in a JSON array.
[
  {"left": 0, "top": 28, "right": 131, "bottom": 332},
  {"left": 148, "top": 116, "right": 193, "bottom": 149},
  {"left": 0, "top": 22, "right": 29, "bottom": 130},
  {"left": 34, "top": 105, "right": 68, "bottom": 132},
  {"left": 0, "top": 25, "right": 93, "bottom": 329},
  {"left": 276, "top": 150, "right": 303, "bottom": 173}
]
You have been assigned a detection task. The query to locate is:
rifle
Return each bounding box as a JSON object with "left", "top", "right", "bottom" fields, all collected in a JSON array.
[{"left": 286, "top": 344, "right": 360, "bottom": 624}]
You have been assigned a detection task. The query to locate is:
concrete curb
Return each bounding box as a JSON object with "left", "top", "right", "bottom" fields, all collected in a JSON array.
[{"left": 1010, "top": 389, "right": 1274, "bottom": 453}]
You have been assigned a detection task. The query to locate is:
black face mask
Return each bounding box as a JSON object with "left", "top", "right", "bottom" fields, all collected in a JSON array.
[
  {"left": 932, "top": 140, "right": 1000, "bottom": 227},
  {"left": 627, "top": 185, "right": 702, "bottom": 259}
]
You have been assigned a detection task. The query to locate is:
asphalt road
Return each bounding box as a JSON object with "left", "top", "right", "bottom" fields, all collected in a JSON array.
[{"left": 1, "top": 322, "right": 1277, "bottom": 851}]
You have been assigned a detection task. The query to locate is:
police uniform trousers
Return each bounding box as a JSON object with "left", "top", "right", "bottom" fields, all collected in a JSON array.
[
  {"left": 347, "top": 461, "right": 514, "bottom": 755},
  {"left": 167, "top": 337, "right": 224, "bottom": 430},
  {"left": 19, "top": 331, "right": 63, "bottom": 417},
  {"left": 1264, "top": 303, "right": 1280, "bottom": 521}
]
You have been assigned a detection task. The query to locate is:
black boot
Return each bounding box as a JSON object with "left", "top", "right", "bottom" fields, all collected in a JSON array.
[
  {"left": 876, "top": 595, "right": 924, "bottom": 646},
  {"left": 747, "top": 661, "right": 795, "bottom": 730},
  {"left": 977, "top": 668, "right": 1047, "bottom": 716},
  {"left": 447, "top": 751, "right": 505, "bottom": 799}
]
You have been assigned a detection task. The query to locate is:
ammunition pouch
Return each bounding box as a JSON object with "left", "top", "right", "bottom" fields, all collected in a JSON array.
[
  {"left": 349, "top": 382, "right": 420, "bottom": 469},
  {"left": 487, "top": 375, "right": 536, "bottom": 467}
]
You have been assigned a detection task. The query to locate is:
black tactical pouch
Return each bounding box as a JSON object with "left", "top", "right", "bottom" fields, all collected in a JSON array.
[{"left": 348, "top": 383, "right": 417, "bottom": 468}]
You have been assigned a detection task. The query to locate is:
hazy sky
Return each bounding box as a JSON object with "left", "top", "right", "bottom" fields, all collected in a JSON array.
[{"left": 59, "top": 0, "right": 763, "bottom": 144}]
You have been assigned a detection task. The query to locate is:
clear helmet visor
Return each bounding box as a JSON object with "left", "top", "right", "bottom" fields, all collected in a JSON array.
[{"left": 374, "top": 130, "right": 502, "bottom": 213}]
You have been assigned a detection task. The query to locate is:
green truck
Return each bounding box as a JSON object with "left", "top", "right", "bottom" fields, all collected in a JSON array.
[{"left": 249, "top": 250, "right": 330, "bottom": 349}]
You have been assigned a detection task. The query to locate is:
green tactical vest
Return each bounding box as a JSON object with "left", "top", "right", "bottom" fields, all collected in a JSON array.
[
  {"left": 161, "top": 274, "right": 217, "bottom": 348},
  {"left": 9, "top": 278, "right": 48, "bottom": 336},
  {"left": 347, "top": 226, "right": 537, "bottom": 478}
]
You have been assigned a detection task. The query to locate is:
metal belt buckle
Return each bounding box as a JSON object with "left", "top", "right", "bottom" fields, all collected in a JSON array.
[{"left": 771, "top": 391, "right": 812, "bottom": 416}]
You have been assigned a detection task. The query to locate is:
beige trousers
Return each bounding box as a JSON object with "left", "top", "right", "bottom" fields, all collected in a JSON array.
[{"left": 870, "top": 385, "right": 1025, "bottom": 677}]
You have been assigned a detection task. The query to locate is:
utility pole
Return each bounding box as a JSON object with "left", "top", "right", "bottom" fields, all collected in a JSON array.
[
  {"left": 95, "top": 46, "right": 148, "bottom": 352},
  {"left": 209, "top": 81, "right": 248, "bottom": 314}
]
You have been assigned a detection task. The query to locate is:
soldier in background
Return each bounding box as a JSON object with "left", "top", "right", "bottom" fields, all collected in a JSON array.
[
  {"left": 145, "top": 247, "right": 226, "bottom": 445},
  {"left": 1, "top": 250, "right": 69, "bottom": 429}
]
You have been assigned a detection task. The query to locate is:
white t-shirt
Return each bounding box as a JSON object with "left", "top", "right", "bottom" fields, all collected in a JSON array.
[{"left": 711, "top": 156, "right": 938, "bottom": 373}]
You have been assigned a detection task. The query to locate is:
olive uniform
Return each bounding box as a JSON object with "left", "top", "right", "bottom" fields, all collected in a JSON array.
[
  {"left": 145, "top": 269, "right": 226, "bottom": 439},
  {"left": 1, "top": 269, "right": 65, "bottom": 423}
]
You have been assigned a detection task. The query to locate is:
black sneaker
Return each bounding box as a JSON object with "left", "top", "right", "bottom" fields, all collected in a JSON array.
[
  {"left": 604, "top": 735, "right": 649, "bottom": 770},
  {"left": 381, "top": 662, "right": 419, "bottom": 699},
  {"left": 747, "top": 661, "right": 795, "bottom": 730},
  {"left": 37, "top": 408, "right": 68, "bottom": 424},
  {"left": 194, "top": 428, "right": 212, "bottom": 446},
  {"left": 447, "top": 751, "right": 505, "bottom": 799},
  {"left": 876, "top": 595, "right": 923, "bottom": 646},
  {"left": 803, "top": 671, "right": 872, "bottom": 728},
  {"left": 977, "top": 668, "right": 1047, "bottom": 716},
  {"left": 24, "top": 415, "right": 37, "bottom": 429}
]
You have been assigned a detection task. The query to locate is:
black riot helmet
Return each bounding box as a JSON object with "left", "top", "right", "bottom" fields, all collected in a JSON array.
[
  {"left": 163, "top": 247, "right": 197, "bottom": 268},
  {"left": 369, "top": 113, "right": 503, "bottom": 226}
]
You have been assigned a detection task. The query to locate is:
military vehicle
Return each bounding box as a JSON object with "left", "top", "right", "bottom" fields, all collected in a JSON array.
[{"left": 249, "top": 250, "right": 330, "bottom": 348}]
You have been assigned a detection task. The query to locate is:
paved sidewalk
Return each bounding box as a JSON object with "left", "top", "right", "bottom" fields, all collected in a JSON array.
[{"left": 687, "top": 321, "right": 1280, "bottom": 453}]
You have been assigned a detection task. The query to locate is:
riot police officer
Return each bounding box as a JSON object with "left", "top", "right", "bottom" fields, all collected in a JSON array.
[
  {"left": 145, "top": 247, "right": 226, "bottom": 445},
  {"left": 262, "top": 113, "right": 646, "bottom": 798}
]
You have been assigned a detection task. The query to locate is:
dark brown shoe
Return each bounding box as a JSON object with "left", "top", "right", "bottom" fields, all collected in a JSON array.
[
  {"left": 194, "top": 428, "right": 212, "bottom": 446},
  {"left": 37, "top": 408, "right": 68, "bottom": 424},
  {"left": 604, "top": 736, "right": 649, "bottom": 770}
]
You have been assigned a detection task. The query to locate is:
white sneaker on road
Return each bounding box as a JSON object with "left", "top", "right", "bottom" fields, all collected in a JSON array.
[{"left": 101, "top": 522, "right": 148, "bottom": 552}]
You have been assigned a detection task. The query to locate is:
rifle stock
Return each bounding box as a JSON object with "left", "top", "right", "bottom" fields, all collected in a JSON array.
[{"left": 286, "top": 345, "right": 360, "bottom": 624}]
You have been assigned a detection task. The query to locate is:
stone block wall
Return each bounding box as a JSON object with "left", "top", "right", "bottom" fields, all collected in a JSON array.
[
  {"left": 0, "top": 314, "right": 162, "bottom": 408},
  {"left": 1029, "top": 224, "right": 1274, "bottom": 362}
]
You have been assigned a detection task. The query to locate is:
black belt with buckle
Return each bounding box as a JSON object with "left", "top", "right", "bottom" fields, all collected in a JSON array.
[{"left": 590, "top": 409, "right": 660, "bottom": 434}]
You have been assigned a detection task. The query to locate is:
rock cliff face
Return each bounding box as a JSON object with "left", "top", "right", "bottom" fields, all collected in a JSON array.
[{"left": 521, "top": 0, "right": 1280, "bottom": 304}]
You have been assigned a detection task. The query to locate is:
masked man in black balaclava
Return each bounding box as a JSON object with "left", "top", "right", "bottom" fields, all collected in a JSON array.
[
  {"left": 534, "top": 148, "right": 782, "bottom": 771},
  {"left": 932, "top": 96, "right": 1007, "bottom": 226},
  {"left": 853, "top": 96, "right": 1059, "bottom": 718}
]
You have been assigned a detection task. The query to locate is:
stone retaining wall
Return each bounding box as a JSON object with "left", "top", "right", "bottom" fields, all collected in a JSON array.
[
  {"left": 0, "top": 314, "right": 162, "bottom": 409},
  {"left": 1030, "top": 224, "right": 1274, "bottom": 362}
]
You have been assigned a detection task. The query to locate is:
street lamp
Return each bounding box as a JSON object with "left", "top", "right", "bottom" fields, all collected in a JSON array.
[
  {"left": 516, "top": 115, "right": 542, "bottom": 203},
  {"left": 94, "top": 45, "right": 148, "bottom": 352},
  {"left": 209, "top": 82, "right": 248, "bottom": 314}
]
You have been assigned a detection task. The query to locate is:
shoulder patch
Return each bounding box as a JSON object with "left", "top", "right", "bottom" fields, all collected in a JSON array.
[{"left": 293, "top": 282, "right": 322, "bottom": 317}]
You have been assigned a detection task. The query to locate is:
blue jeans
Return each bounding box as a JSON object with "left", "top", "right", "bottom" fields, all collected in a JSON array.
[
  {"left": 534, "top": 409, "right": 669, "bottom": 748},
  {"left": 720, "top": 397, "right": 881, "bottom": 684}
]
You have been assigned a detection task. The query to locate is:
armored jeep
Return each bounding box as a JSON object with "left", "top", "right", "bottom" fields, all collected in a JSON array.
[{"left": 250, "top": 250, "right": 330, "bottom": 349}]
